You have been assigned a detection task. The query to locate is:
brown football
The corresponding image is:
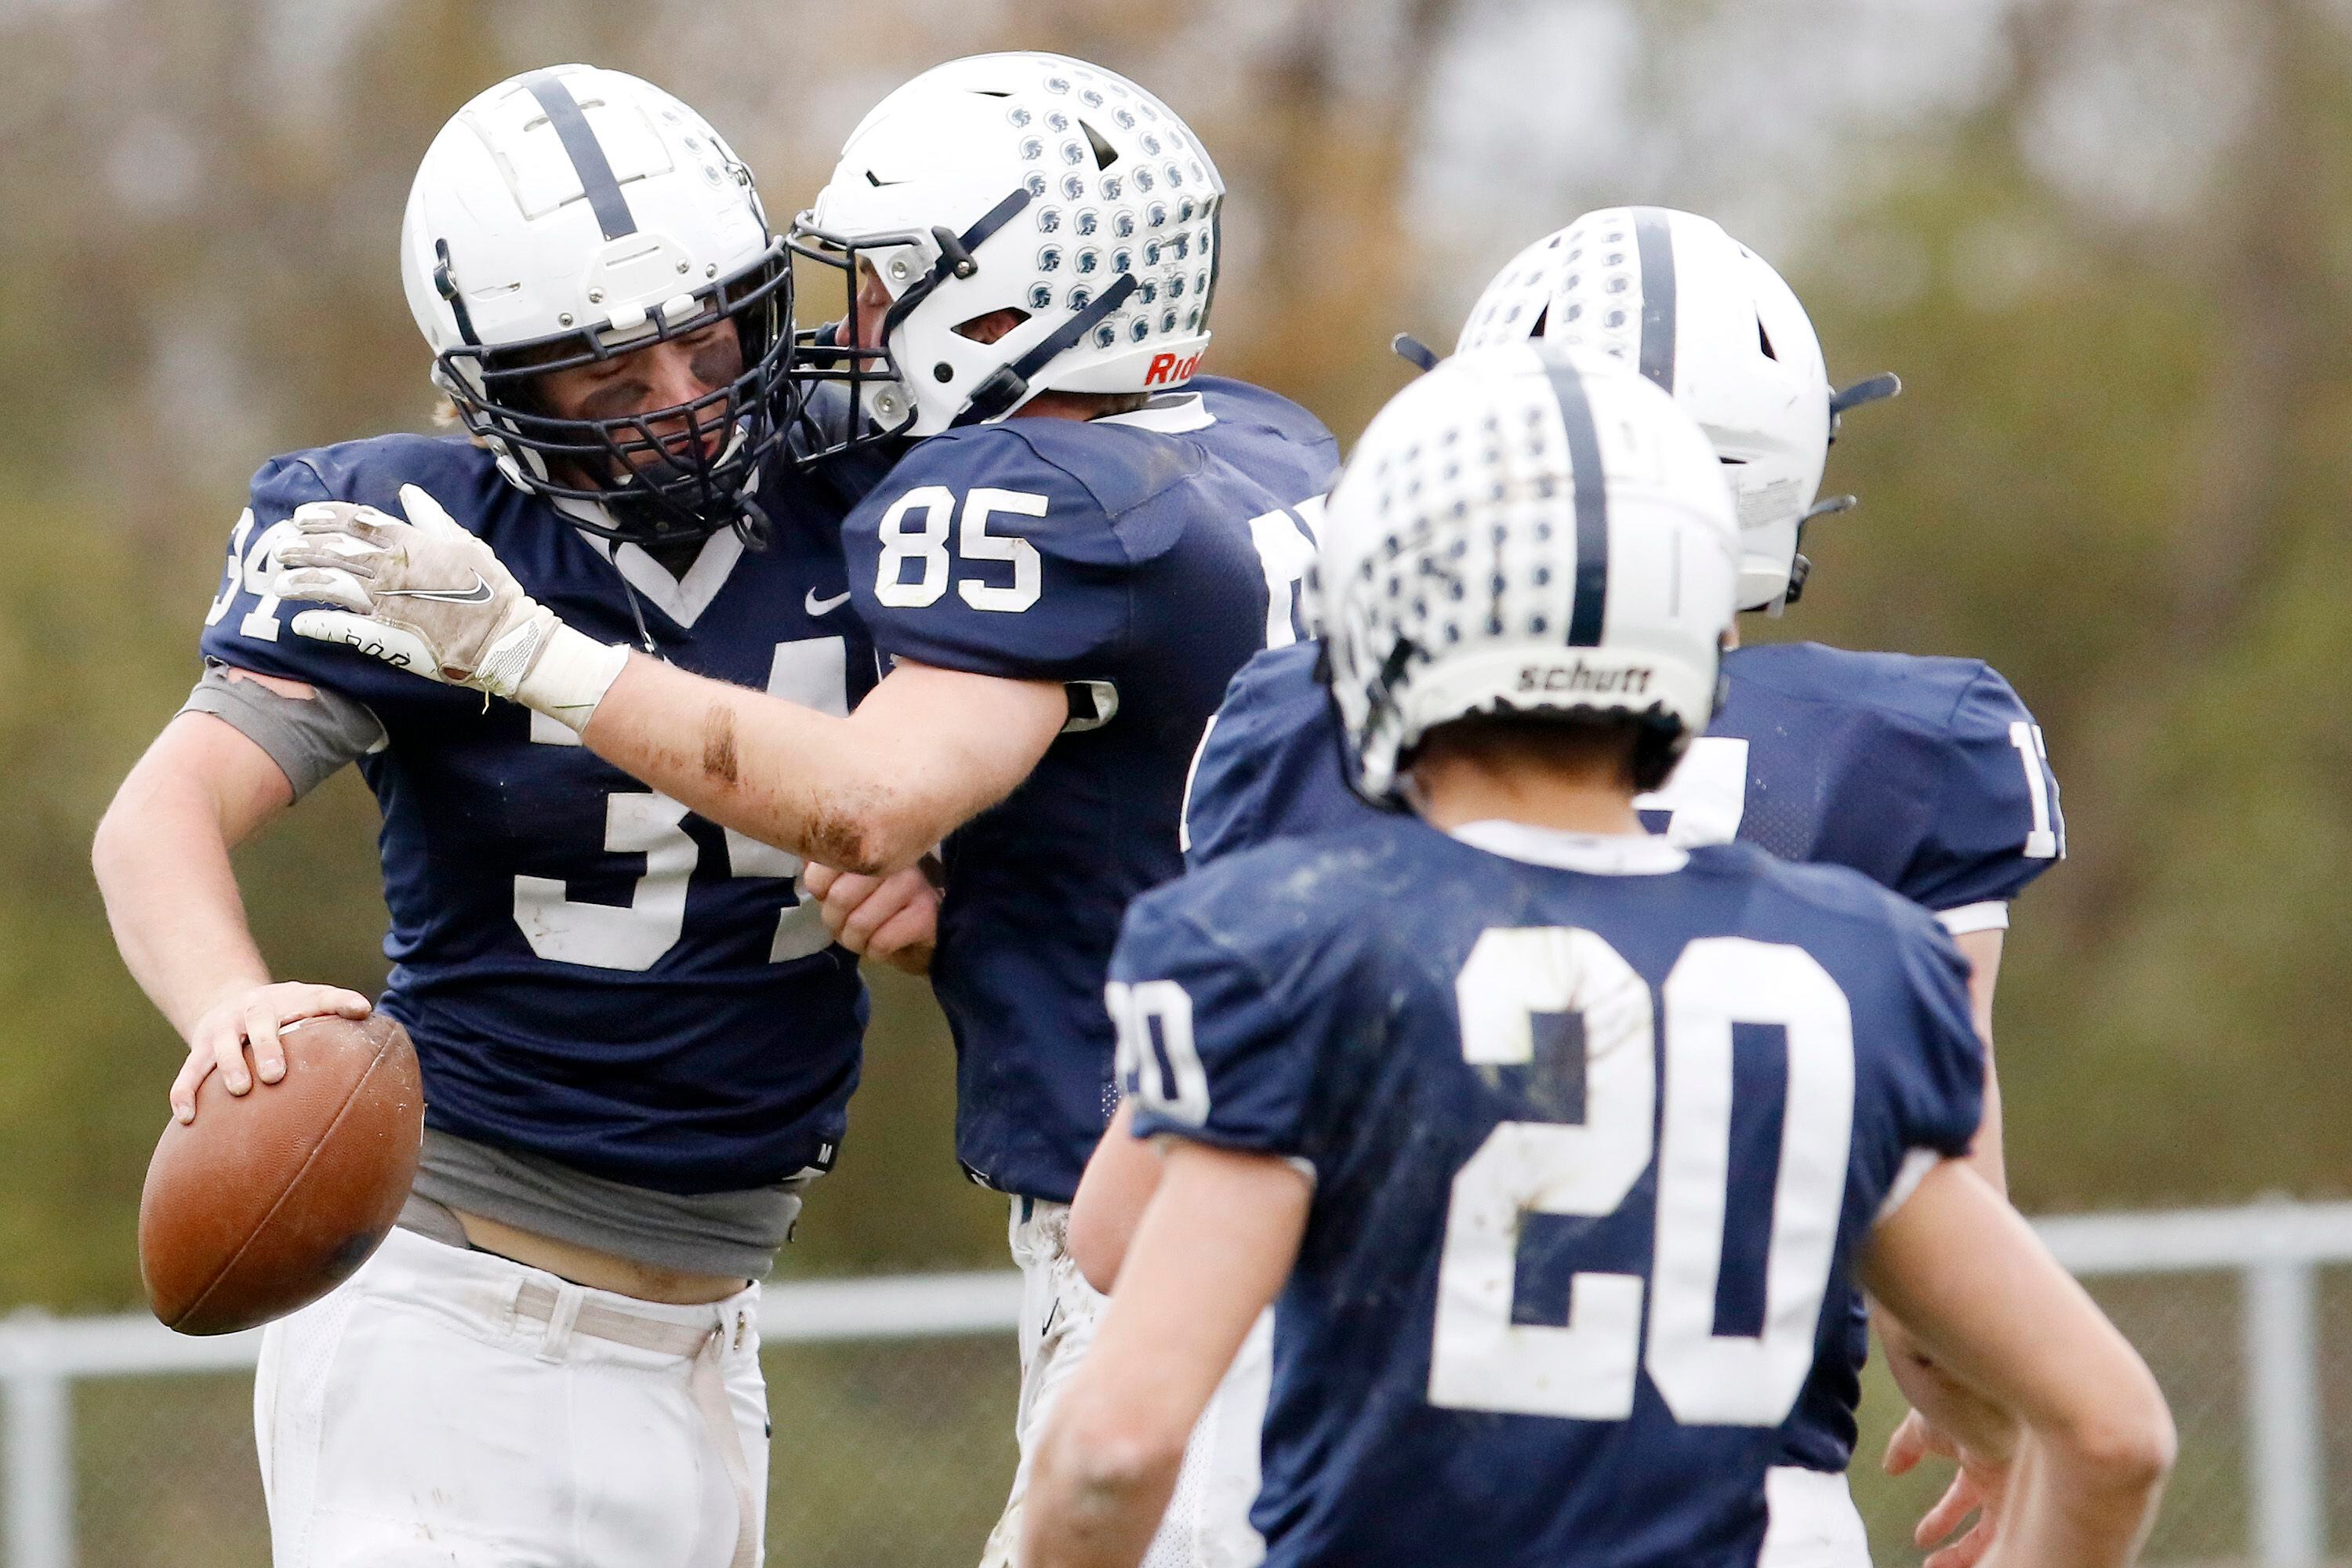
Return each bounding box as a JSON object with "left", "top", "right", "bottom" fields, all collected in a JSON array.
[{"left": 139, "top": 1011, "right": 423, "bottom": 1335}]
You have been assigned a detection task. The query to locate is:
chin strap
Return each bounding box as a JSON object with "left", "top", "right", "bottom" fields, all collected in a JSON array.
[
  {"left": 433, "top": 238, "right": 481, "bottom": 348},
  {"left": 1784, "top": 494, "right": 1861, "bottom": 607},
  {"left": 870, "top": 187, "right": 1036, "bottom": 355}
]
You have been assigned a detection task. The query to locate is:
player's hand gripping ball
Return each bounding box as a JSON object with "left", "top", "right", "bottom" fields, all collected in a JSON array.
[{"left": 138, "top": 1014, "right": 424, "bottom": 1335}]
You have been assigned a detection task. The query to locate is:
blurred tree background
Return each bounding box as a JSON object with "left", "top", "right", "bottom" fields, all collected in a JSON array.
[{"left": 2, "top": 0, "right": 2347, "bottom": 1559}]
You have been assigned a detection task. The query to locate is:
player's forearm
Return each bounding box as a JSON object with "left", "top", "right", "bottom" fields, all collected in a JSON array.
[
  {"left": 1955, "top": 926, "right": 2008, "bottom": 1193},
  {"left": 579, "top": 655, "right": 947, "bottom": 873},
  {"left": 1998, "top": 1334, "right": 2174, "bottom": 1564},
  {"left": 1029, "top": 1145, "right": 1310, "bottom": 1567},
  {"left": 1867, "top": 1162, "right": 2172, "bottom": 1563},
  {"left": 1024, "top": 1416, "right": 1187, "bottom": 1568},
  {"left": 93, "top": 760, "right": 274, "bottom": 1042},
  {"left": 1067, "top": 1100, "right": 1162, "bottom": 1293},
  {"left": 1874, "top": 1304, "right": 2017, "bottom": 1461},
  {"left": 1986, "top": 1426, "right": 2169, "bottom": 1568},
  {"left": 577, "top": 653, "right": 1062, "bottom": 875},
  {"left": 1969, "top": 1058, "right": 2008, "bottom": 1194}
]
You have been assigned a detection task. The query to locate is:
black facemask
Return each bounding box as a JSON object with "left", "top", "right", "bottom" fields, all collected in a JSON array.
[{"left": 436, "top": 238, "right": 798, "bottom": 547}]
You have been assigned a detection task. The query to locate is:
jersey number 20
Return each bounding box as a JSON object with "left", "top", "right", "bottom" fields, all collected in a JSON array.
[{"left": 1429, "top": 927, "right": 1855, "bottom": 1428}]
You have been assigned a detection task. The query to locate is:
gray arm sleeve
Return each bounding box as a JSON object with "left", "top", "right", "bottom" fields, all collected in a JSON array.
[{"left": 178, "top": 662, "right": 387, "bottom": 798}]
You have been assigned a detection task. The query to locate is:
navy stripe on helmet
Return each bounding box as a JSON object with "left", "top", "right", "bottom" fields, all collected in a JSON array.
[
  {"left": 1542, "top": 358, "right": 1610, "bottom": 647},
  {"left": 1633, "top": 208, "right": 1676, "bottom": 394},
  {"left": 524, "top": 71, "right": 637, "bottom": 241}
]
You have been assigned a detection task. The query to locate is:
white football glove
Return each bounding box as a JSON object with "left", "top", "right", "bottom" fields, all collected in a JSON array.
[{"left": 275, "top": 485, "right": 628, "bottom": 731}]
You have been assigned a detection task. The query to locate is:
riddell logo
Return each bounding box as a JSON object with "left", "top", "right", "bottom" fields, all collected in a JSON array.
[
  {"left": 1516, "top": 660, "right": 1654, "bottom": 696},
  {"left": 1144, "top": 350, "right": 1202, "bottom": 386}
]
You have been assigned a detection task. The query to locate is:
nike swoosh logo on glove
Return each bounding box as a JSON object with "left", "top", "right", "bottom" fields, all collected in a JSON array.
[
  {"left": 805, "top": 588, "right": 853, "bottom": 616},
  {"left": 381, "top": 573, "right": 496, "bottom": 605}
]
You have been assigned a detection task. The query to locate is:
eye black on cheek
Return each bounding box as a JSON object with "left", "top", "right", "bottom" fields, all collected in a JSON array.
[
  {"left": 691, "top": 343, "right": 746, "bottom": 390},
  {"left": 580, "top": 383, "right": 651, "bottom": 421}
]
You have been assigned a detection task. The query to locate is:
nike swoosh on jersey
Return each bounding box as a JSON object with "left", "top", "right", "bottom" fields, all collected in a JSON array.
[
  {"left": 805, "top": 588, "right": 852, "bottom": 616},
  {"left": 381, "top": 573, "right": 495, "bottom": 605}
]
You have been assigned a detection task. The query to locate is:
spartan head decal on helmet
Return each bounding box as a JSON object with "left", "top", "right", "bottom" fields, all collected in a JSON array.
[
  {"left": 1458, "top": 206, "right": 1898, "bottom": 612},
  {"left": 1321, "top": 344, "right": 1740, "bottom": 802},
  {"left": 401, "top": 65, "right": 794, "bottom": 545},
  {"left": 787, "top": 53, "right": 1225, "bottom": 452}
]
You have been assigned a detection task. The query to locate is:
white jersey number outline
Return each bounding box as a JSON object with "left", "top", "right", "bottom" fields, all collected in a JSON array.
[
  {"left": 515, "top": 638, "right": 848, "bottom": 970},
  {"left": 2009, "top": 720, "right": 2062, "bottom": 859},
  {"left": 1246, "top": 495, "right": 1325, "bottom": 649},
  {"left": 1428, "top": 927, "right": 1855, "bottom": 1426},
  {"left": 1632, "top": 735, "right": 1748, "bottom": 847},
  {"left": 873, "top": 486, "right": 1045, "bottom": 614}
]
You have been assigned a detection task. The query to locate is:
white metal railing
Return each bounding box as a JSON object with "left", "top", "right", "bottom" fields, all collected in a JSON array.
[
  {"left": 3, "top": 1203, "right": 2347, "bottom": 1568},
  {"left": 2034, "top": 1199, "right": 2350, "bottom": 1568},
  {"left": 0, "top": 1268, "right": 1023, "bottom": 1568}
]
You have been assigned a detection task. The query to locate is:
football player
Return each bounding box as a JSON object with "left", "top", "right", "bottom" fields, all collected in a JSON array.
[
  {"left": 93, "top": 66, "right": 872, "bottom": 1566},
  {"left": 1074, "top": 207, "right": 2065, "bottom": 1565},
  {"left": 1022, "top": 343, "right": 2171, "bottom": 1568},
  {"left": 268, "top": 53, "right": 1331, "bottom": 1568}
]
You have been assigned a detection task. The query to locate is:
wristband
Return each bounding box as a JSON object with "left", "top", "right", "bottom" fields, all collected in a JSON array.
[{"left": 512, "top": 622, "right": 632, "bottom": 734}]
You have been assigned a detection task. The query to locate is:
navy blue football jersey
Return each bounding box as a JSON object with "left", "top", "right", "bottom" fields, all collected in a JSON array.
[
  {"left": 839, "top": 386, "right": 1331, "bottom": 1203},
  {"left": 1178, "top": 641, "right": 1360, "bottom": 864},
  {"left": 1640, "top": 642, "right": 2064, "bottom": 920},
  {"left": 1188, "top": 375, "right": 1341, "bottom": 511},
  {"left": 201, "top": 434, "right": 876, "bottom": 1194},
  {"left": 1176, "top": 636, "right": 2059, "bottom": 1474},
  {"left": 1184, "top": 641, "right": 2063, "bottom": 919},
  {"left": 1118, "top": 817, "right": 1984, "bottom": 1568}
]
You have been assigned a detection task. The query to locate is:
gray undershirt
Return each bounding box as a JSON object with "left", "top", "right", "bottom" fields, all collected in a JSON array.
[
  {"left": 185, "top": 665, "right": 814, "bottom": 1279},
  {"left": 180, "top": 660, "right": 388, "bottom": 798},
  {"left": 406, "top": 1128, "right": 811, "bottom": 1281}
]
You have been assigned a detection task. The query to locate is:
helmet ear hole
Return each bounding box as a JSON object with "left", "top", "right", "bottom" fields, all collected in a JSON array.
[{"left": 953, "top": 307, "right": 1032, "bottom": 346}]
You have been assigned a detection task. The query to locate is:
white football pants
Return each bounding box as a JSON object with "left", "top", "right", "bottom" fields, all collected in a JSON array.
[
  {"left": 1759, "top": 1465, "right": 1873, "bottom": 1566},
  {"left": 979, "top": 1198, "right": 1270, "bottom": 1568},
  {"left": 253, "top": 1226, "right": 768, "bottom": 1568}
]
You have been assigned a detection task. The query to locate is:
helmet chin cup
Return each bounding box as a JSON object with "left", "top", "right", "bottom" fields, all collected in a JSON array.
[{"left": 1780, "top": 554, "right": 1810, "bottom": 608}]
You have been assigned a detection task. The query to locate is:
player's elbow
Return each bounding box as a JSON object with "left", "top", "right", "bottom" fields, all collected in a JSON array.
[
  {"left": 2069, "top": 1385, "right": 2176, "bottom": 1493},
  {"left": 91, "top": 782, "right": 156, "bottom": 895},
  {"left": 91, "top": 795, "right": 127, "bottom": 883},
  {"left": 1062, "top": 1414, "right": 1187, "bottom": 1506},
  {"left": 798, "top": 792, "right": 931, "bottom": 878},
  {"left": 2046, "top": 1364, "right": 2176, "bottom": 1499}
]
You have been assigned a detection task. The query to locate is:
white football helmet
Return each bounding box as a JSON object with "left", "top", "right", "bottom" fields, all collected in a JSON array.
[
  {"left": 1323, "top": 343, "right": 1740, "bottom": 801},
  {"left": 401, "top": 64, "right": 793, "bottom": 543},
  {"left": 1458, "top": 206, "right": 1896, "bottom": 611},
  {"left": 789, "top": 53, "right": 1225, "bottom": 445}
]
